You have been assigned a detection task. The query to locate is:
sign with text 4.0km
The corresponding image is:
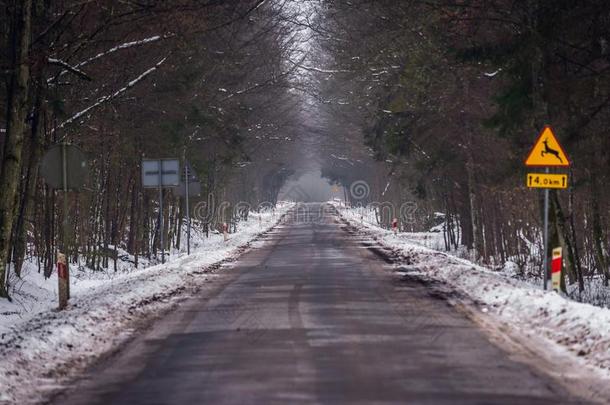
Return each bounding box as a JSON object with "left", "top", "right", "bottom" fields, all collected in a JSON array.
[{"left": 526, "top": 173, "right": 568, "bottom": 189}]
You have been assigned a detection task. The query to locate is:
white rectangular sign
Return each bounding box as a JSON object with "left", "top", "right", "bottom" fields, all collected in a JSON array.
[{"left": 142, "top": 159, "right": 180, "bottom": 188}]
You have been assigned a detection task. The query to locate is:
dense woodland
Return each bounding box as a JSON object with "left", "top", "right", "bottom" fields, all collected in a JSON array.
[
  {"left": 312, "top": 0, "right": 610, "bottom": 302},
  {"left": 0, "top": 0, "right": 302, "bottom": 297},
  {"left": 1, "top": 1, "right": 610, "bottom": 304}
]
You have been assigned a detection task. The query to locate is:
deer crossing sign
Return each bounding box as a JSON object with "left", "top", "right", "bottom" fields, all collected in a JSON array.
[
  {"left": 525, "top": 126, "right": 570, "bottom": 167},
  {"left": 524, "top": 125, "right": 570, "bottom": 291}
]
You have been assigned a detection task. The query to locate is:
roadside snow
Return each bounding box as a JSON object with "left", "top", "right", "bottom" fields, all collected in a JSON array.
[
  {"left": 0, "top": 203, "right": 292, "bottom": 405},
  {"left": 336, "top": 205, "right": 610, "bottom": 381}
]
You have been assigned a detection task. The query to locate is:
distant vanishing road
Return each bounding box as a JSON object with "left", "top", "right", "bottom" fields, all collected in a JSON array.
[{"left": 52, "top": 204, "right": 587, "bottom": 405}]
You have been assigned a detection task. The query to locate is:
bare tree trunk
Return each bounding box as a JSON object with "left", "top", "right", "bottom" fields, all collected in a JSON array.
[
  {"left": 134, "top": 185, "right": 142, "bottom": 268},
  {"left": 590, "top": 172, "right": 609, "bottom": 286},
  {"left": 143, "top": 193, "right": 152, "bottom": 259},
  {"left": 103, "top": 165, "right": 111, "bottom": 269},
  {"left": 43, "top": 186, "right": 54, "bottom": 278},
  {"left": 466, "top": 150, "right": 480, "bottom": 261},
  {"left": 127, "top": 175, "right": 137, "bottom": 254},
  {"left": 12, "top": 85, "right": 44, "bottom": 277},
  {"left": 568, "top": 172, "right": 584, "bottom": 293},
  {"left": 550, "top": 192, "right": 577, "bottom": 293},
  {"left": 442, "top": 192, "right": 451, "bottom": 251},
  {"left": 163, "top": 195, "right": 171, "bottom": 252},
  {"left": 176, "top": 198, "right": 183, "bottom": 250},
  {"left": 0, "top": 0, "right": 33, "bottom": 297}
]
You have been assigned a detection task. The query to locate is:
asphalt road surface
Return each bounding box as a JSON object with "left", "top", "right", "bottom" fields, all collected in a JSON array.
[{"left": 51, "top": 204, "right": 587, "bottom": 405}]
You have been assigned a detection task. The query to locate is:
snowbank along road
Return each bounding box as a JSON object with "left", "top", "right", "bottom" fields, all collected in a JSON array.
[{"left": 51, "top": 204, "right": 593, "bottom": 404}]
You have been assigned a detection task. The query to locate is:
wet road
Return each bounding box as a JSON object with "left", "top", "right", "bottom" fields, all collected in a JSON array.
[{"left": 52, "top": 205, "right": 586, "bottom": 404}]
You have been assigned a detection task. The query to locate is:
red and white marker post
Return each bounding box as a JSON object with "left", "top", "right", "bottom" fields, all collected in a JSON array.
[
  {"left": 392, "top": 218, "right": 399, "bottom": 235},
  {"left": 223, "top": 222, "right": 229, "bottom": 242},
  {"left": 57, "top": 252, "right": 69, "bottom": 309},
  {"left": 551, "top": 247, "right": 563, "bottom": 292}
]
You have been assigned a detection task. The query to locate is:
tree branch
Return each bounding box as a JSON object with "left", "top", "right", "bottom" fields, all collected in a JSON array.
[
  {"left": 47, "top": 58, "right": 92, "bottom": 81},
  {"left": 56, "top": 56, "right": 168, "bottom": 135}
]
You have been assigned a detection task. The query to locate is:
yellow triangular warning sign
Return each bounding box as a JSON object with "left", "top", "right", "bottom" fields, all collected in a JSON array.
[{"left": 525, "top": 126, "right": 570, "bottom": 167}]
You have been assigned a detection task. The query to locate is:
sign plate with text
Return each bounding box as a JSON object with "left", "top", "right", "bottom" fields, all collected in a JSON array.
[
  {"left": 526, "top": 173, "right": 568, "bottom": 189},
  {"left": 142, "top": 159, "right": 180, "bottom": 188}
]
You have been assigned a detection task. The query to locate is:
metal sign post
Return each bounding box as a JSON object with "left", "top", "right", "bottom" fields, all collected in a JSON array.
[
  {"left": 61, "top": 143, "right": 70, "bottom": 300},
  {"left": 40, "top": 143, "right": 88, "bottom": 310},
  {"left": 159, "top": 178, "right": 164, "bottom": 264},
  {"left": 179, "top": 161, "right": 200, "bottom": 256},
  {"left": 542, "top": 168, "right": 550, "bottom": 290},
  {"left": 186, "top": 166, "right": 190, "bottom": 255},
  {"left": 142, "top": 159, "right": 180, "bottom": 264}
]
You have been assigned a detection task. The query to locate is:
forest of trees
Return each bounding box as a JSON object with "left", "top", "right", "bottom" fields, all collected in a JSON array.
[
  {"left": 0, "top": 0, "right": 304, "bottom": 298},
  {"left": 310, "top": 0, "right": 610, "bottom": 301},
  {"left": 1, "top": 0, "right": 609, "bottom": 304}
]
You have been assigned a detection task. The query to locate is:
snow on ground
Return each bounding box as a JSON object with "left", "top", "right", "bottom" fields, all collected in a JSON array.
[
  {"left": 336, "top": 204, "right": 610, "bottom": 383},
  {"left": 0, "top": 203, "right": 292, "bottom": 405},
  {"left": 343, "top": 204, "right": 610, "bottom": 308}
]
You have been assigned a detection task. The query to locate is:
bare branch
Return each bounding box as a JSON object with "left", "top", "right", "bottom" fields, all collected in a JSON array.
[
  {"left": 47, "top": 58, "right": 92, "bottom": 81},
  {"left": 56, "top": 56, "right": 168, "bottom": 135},
  {"left": 48, "top": 35, "right": 169, "bottom": 84}
]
